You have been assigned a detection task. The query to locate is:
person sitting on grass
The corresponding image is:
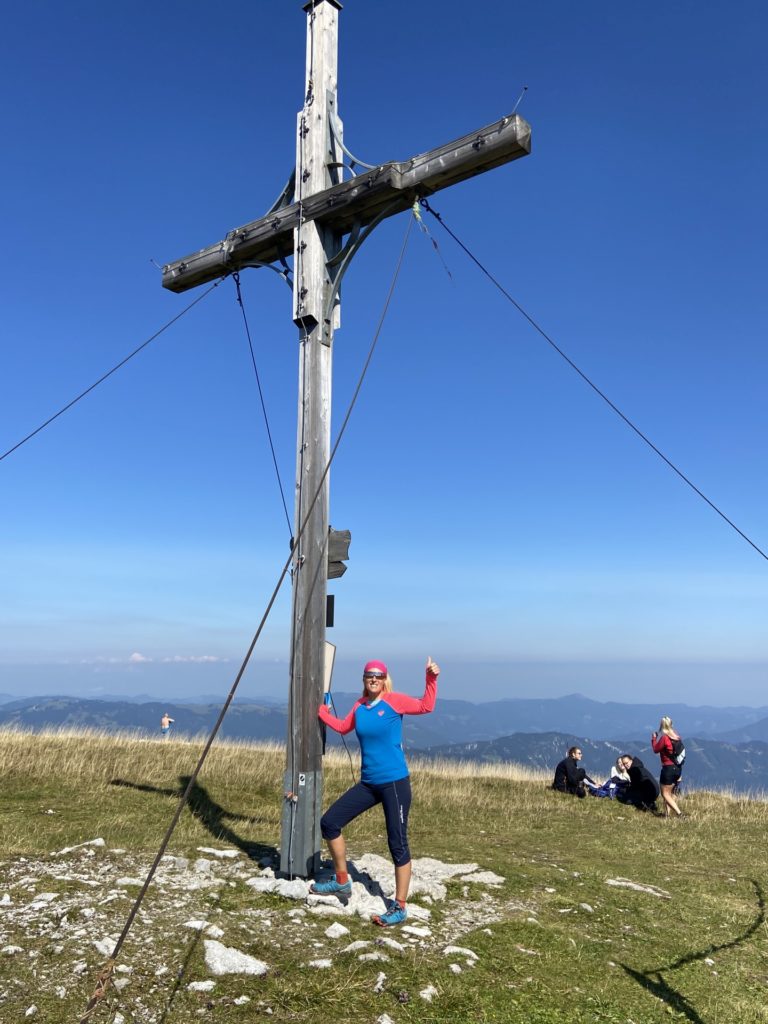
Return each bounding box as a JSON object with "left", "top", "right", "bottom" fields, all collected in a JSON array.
[
  {"left": 617, "top": 754, "right": 659, "bottom": 812},
  {"left": 611, "top": 755, "right": 630, "bottom": 784},
  {"left": 311, "top": 656, "right": 439, "bottom": 928},
  {"left": 588, "top": 757, "right": 631, "bottom": 799},
  {"left": 552, "top": 746, "right": 591, "bottom": 798}
]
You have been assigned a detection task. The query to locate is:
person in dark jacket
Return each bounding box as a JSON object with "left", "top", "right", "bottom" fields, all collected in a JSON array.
[
  {"left": 617, "top": 754, "right": 659, "bottom": 811},
  {"left": 552, "top": 746, "right": 588, "bottom": 798}
]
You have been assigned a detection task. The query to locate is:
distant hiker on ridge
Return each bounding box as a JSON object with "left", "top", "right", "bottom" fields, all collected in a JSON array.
[
  {"left": 160, "top": 713, "right": 174, "bottom": 739},
  {"left": 552, "top": 746, "right": 592, "bottom": 798},
  {"left": 311, "top": 656, "right": 440, "bottom": 927}
]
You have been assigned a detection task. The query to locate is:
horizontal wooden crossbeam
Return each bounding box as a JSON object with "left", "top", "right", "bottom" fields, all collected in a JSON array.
[{"left": 161, "top": 112, "right": 531, "bottom": 293}]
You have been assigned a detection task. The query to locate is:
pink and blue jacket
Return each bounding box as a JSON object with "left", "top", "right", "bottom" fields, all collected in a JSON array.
[{"left": 319, "top": 668, "right": 438, "bottom": 785}]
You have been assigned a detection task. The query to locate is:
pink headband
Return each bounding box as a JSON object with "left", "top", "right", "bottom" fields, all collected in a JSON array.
[{"left": 363, "top": 660, "right": 388, "bottom": 677}]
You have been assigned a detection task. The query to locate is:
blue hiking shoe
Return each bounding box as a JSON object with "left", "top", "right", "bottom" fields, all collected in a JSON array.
[
  {"left": 372, "top": 900, "right": 408, "bottom": 927},
  {"left": 310, "top": 877, "right": 352, "bottom": 901}
]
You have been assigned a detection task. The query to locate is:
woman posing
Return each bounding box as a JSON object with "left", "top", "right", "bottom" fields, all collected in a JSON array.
[
  {"left": 311, "top": 656, "right": 439, "bottom": 927},
  {"left": 651, "top": 716, "right": 684, "bottom": 819}
]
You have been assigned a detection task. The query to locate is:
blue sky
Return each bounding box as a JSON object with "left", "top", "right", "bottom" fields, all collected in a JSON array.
[{"left": 1, "top": 1, "right": 766, "bottom": 706}]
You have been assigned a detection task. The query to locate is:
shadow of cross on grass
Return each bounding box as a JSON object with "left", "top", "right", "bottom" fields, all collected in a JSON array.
[
  {"left": 619, "top": 879, "right": 766, "bottom": 1024},
  {"left": 110, "top": 775, "right": 277, "bottom": 862}
]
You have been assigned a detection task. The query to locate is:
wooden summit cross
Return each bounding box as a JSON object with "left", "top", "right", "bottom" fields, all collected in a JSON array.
[{"left": 162, "top": 0, "right": 531, "bottom": 879}]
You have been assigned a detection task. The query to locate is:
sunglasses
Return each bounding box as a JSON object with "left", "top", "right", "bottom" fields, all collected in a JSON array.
[{"left": 363, "top": 672, "right": 385, "bottom": 680}]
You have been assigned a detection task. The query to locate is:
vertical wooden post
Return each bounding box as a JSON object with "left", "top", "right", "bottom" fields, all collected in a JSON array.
[{"left": 280, "top": 0, "right": 343, "bottom": 879}]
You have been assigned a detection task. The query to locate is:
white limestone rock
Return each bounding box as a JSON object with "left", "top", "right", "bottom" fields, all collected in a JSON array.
[
  {"left": 28, "top": 892, "right": 58, "bottom": 909},
  {"left": 93, "top": 936, "right": 118, "bottom": 956},
  {"left": 275, "top": 878, "right": 311, "bottom": 900},
  {"left": 56, "top": 838, "right": 106, "bottom": 856},
  {"left": 246, "top": 876, "right": 277, "bottom": 894},
  {"left": 459, "top": 870, "right": 505, "bottom": 886},
  {"left": 160, "top": 855, "right": 189, "bottom": 871},
  {"left": 188, "top": 980, "right": 216, "bottom": 992},
  {"left": 246, "top": 876, "right": 309, "bottom": 900},
  {"left": 204, "top": 940, "right": 268, "bottom": 976},
  {"left": 342, "top": 940, "right": 371, "bottom": 953},
  {"left": 443, "top": 944, "right": 478, "bottom": 960},
  {"left": 605, "top": 878, "right": 671, "bottom": 899}
]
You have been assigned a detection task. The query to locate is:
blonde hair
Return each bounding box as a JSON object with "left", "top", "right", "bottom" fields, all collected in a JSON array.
[
  {"left": 659, "top": 716, "right": 676, "bottom": 737},
  {"left": 361, "top": 673, "right": 393, "bottom": 696}
]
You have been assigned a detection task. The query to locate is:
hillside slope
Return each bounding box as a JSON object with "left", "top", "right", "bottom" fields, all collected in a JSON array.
[{"left": 1, "top": 729, "right": 767, "bottom": 1023}]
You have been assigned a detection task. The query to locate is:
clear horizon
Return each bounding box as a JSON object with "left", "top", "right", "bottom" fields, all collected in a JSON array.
[{"left": 1, "top": 657, "right": 766, "bottom": 709}]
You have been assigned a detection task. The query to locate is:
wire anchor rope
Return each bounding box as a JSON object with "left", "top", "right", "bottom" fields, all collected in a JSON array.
[
  {"left": 420, "top": 199, "right": 768, "bottom": 564},
  {"left": 232, "top": 272, "right": 293, "bottom": 536}
]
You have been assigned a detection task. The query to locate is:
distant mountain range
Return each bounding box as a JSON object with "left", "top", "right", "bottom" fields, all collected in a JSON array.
[
  {"left": 325, "top": 691, "right": 768, "bottom": 745},
  {"left": 3, "top": 691, "right": 768, "bottom": 741},
  {"left": 2, "top": 693, "right": 767, "bottom": 794},
  {"left": 0, "top": 697, "right": 289, "bottom": 742}
]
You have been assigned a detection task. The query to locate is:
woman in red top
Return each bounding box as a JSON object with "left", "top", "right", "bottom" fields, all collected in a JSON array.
[{"left": 651, "top": 716, "right": 684, "bottom": 819}]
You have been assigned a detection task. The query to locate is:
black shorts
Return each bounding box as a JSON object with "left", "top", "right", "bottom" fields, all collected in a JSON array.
[
  {"left": 321, "top": 776, "right": 412, "bottom": 867},
  {"left": 660, "top": 765, "right": 681, "bottom": 787}
]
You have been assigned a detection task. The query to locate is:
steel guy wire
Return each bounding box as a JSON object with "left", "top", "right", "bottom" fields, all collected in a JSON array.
[
  {"left": 232, "top": 271, "right": 293, "bottom": 536},
  {"left": 1, "top": 280, "right": 222, "bottom": 464},
  {"left": 420, "top": 199, "right": 768, "bottom": 564}
]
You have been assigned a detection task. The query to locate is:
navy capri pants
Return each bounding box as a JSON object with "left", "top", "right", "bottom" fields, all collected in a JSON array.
[{"left": 321, "top": 775, "right": 412, "bottom": 867}]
